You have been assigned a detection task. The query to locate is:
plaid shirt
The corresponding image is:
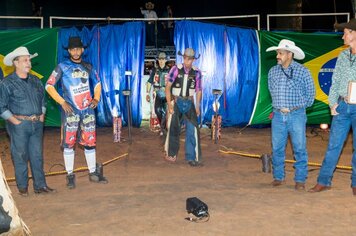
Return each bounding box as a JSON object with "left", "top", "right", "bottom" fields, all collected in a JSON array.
[
  {"left": 268, "top": 60, "right": 315, "bottom": 110},
  {"left": 328, "top": 49, "right": 356, "bottom": 107}
]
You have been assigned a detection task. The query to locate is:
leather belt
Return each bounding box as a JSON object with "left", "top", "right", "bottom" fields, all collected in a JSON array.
[
  {"left": 339, "top": 96, "right": 349, "bottom": 103},
  {"left": 14, "top": 114, "right": 41, "bottom": 122},
  {"left": 174, "top": 96, "right": 194, "bottom": 100},
  {"left": 276, "top": 107, "right": 300, "bottom": 114}
]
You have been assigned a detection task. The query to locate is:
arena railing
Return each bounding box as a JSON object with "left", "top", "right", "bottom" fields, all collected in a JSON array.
[
  {"left": 0, "top": 16, "right": 44, "bottom": 29},
  {"left": 49, "top": 15, "right": 261, "bottom": 30},
  {"left": 267, "top": 12, "right": 350, "bottom": 31}
]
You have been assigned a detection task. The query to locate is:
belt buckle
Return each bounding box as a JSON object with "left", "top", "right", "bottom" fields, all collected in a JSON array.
[
  {"left": 280, "top": 108, "right": 290, "bottom": 114},
  {"left": 29, "top": 115, "right": 37, "bottom": 121}
]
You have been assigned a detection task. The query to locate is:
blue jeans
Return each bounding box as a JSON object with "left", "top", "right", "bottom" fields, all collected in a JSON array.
[
  {"left": 271, "top": 108, "right": 308, "bottom": 183},
  {"left": 166, "top": 97, "right": 201, "bottom": 162},
  {"left": 6, "top": 120, "right": 47, "bottom": 190},
  {"left": 317, "top": 101, "right": 356, "bottom": 187}
]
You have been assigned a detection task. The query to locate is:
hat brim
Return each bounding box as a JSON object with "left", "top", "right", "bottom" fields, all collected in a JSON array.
[
  {"left": 3, "top": 52, "right": 38, "bottom": 66},
  {"left": 334, "top": 22, "right": 356, "bottom": 31},
  {"left": 64, "top": 45, "right": 88, "bottom": 50},
  {"left": 266, "top": 46, "right": 305, "bottom": 60},
  {"left": 177, "top": 51, "right": 200, "bottom": 59}
]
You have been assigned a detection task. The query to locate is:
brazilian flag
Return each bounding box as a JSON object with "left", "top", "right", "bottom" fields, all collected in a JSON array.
[
  {"left": 0, "top": 28, "right": 59, "bottom": 127},
  {"left": 249, "top": 31, "right": 345, "bottom": 125}
]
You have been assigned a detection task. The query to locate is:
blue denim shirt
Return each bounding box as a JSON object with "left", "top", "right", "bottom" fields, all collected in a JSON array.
[{"left": 0, "top": 72, "right": 46, "bottom": 120}]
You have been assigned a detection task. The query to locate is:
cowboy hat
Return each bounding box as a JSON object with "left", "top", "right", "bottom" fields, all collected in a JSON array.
[
  {"left": 157, "top": 52, "right": 168, "bottom": 60},
  {"left": 266, "top": 39, "right": 305, "bottom": 60},
  {"left": 177, "top": 48, "right": 200, "bottom": 59},
  {"left": 65, "top": 36, "right": 87, "bottom": 49},
  {"left": 3, "top": 46, "right": 38, "bottom": 66},
  {"left": 334, "top": 18, "right": 356, "bottom": 31},
  {"left": 145, "top": 1, "right": 154, "bottom": 10}
]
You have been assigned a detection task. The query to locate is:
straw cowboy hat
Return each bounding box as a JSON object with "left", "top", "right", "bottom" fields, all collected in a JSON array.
[
  {"left": 334, "top": 18, "right": 356, "bottom": 31},
  {"left": 145, "top": 1, "right": 155, "bottom": 10},
  {"left": 266, "top": 39, "right": 305, "bottom": 60},
  {"left": 177, "top": 48, "right": 200, "bottom": 59},
  {"left": 3, "top": 46, "right": 38, "bottom": 66},
  {"left": 65, "top": 36, "right": 87, "bottom": 49}
]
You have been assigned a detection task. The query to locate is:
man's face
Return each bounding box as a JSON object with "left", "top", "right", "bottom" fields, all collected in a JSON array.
[
  {"left": 342, "top": 28, "right": 355, "bottom": 46},
  {"left": 68, "top": 47, "right": 83, "bottom": 62},
  {"left": 276, "top": 49, "right": 292, "bottom": 67},
  {"left": 14, "top": 55, "right": 32, "bottom": 74},
  {"left": 183, "top": 56, "right": 194, "bottom": 68},
  {"left": 158, "top": 58, "right": 166, "bottom": 68}
]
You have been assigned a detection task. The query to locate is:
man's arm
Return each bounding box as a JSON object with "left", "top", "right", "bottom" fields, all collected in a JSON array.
[
  {"left": 146, "top": 82, "right": 152, "bottom": 102},
  {"left": 195, "top": 90, "right": 202, "bottom": 116},
  {"left": 90, "top": 83, "right": 101, "bottom": 109},
  {"left": 165, "top": 81, "right": 173, "bottom": 114}
]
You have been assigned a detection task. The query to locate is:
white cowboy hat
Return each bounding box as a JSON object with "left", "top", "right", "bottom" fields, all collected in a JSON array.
[
  {"left": 3, "top": 46, "right": 38, "bottom": 66},
  {"left": 266, "top": 39, "right": 305, "bottom": 60}
]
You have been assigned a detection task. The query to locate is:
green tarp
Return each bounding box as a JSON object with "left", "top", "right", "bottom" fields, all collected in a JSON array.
[
  {"left": 0, "top": 28, "right": 59, "bottom": 127},
  {"left": 249, "top": 31, "right": 344, "bottom": 125}
]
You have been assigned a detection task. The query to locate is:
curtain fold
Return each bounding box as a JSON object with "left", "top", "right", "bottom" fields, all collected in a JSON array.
[
  {"left": 58, "top": 22, "right": 145, "bottom": 127},
  {"left": 174, "top": 20, "right": 259, "bottom": 126}
]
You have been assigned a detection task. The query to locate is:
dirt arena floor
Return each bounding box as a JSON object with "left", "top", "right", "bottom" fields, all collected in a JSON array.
[{"left": 1, "top": 122, "right": 356, "bottom": 236}]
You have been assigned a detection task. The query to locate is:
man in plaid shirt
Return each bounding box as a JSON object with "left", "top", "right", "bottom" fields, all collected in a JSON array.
[{"left": 266, "top": 39, "right": 315, "bottom": 191}]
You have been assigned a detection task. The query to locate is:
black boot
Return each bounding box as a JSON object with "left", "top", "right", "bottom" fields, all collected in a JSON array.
[
  {"left": 66, "top": 173, "right": 76, "bottom": 189},
  {"left": 89, "top": 163, "right": 108, "bottom": 184}
]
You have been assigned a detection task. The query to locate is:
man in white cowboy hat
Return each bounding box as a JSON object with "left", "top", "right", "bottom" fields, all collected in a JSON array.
[
  {"left": 309, "top": 18, "right": 356, "bottom": 195},
  {"left": 0, "top": 46, "right": 55, "bottom": 196},
  {"left": 140, "top": 1, "right": 158, "bottom": 46},
  {"left": 266, "top": 39, "right": 315, "bottom": 191},
  {"left": 45, "top": 36, "right": 108, "bottom": 189},
  {"left": 146, "top": 52, "right": 170, "bottom": 136},
  {"left": 164, "top": 48, "right": 203, "bottom": 167}
]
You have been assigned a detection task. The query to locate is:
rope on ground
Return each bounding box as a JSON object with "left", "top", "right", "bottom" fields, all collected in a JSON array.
[
  {"left": 219, "top": 149, "right": 352, "bottom": 171},
  {"left": 5, "top": 152, "right": 129, "bottom": 182}
]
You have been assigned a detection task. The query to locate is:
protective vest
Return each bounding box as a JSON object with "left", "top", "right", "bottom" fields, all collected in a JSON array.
[
  {"left": 171, "top": 64, "right": 197, "bottom": 97},
  {"left": 153, "top": 66, "right": 169, "bottom": 88}
]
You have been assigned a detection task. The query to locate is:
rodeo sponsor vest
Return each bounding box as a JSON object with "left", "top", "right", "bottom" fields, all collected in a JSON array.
[
  {"left": 171, "top": 64, "right": 197, "bottom": 97},
  {"left": 153, "top": 66, "right": 170, "bottom": 89}
]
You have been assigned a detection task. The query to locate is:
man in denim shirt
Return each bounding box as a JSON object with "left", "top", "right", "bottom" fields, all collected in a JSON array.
[
  {"left": 0, "top": 46, "right": 54, "bottom": 196},
  {"left": 266, "top": 39, "right": 315, "bottom": 191}
]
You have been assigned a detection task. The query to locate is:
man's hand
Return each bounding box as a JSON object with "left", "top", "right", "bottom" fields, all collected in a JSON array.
[
  {"left": 330, "top": 104, "right": 339, "bottom": 116},
  {"left": 195, "top": 106, "right": 201, "bottom": 116},
  {"left": 40, "top": 114, "right": 45, "bottom": 122},
  {"left": 90, "top": 98, "right": 99, "bottom": 109},
  {"left": 61, "top": 101, "right": 73, "bottom": 114},
  {"left": 146, "top": 94, "right": 150, "bottom": 102},
  {"left": 168, "top": 103, "right": 174, "bottom": 114}
]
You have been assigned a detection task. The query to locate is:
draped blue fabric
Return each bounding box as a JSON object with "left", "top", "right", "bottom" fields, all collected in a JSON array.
[
  {"left": 58, "top": 22, "right": 145, "bottom": 127},
  {"left": 174, "top": 21, "right": 259, "bottom": 126}
]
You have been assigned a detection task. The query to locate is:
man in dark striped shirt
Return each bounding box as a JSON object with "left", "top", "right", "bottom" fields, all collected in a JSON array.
[{"left": 266, "top": 39, "right": 315, "bottom": 191}]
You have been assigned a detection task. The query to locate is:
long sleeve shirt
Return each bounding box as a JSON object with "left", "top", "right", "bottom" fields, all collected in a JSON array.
[
  {"left": 268, "top": 60, "right": 315, "bottom": 110},
  {"left": 328, "top": 48, "right": 356, "bottom": 107},
  {"left": 0, "top": 72, "right": 46, "bottom": 120}
]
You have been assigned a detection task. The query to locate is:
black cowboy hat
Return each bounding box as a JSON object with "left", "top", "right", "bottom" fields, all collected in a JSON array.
[
  {"left": 65, "top": 36, "right": 87, "bottom": 49},
  {"left": 335, "top": 18, "right": 356, "bottom": 31}
]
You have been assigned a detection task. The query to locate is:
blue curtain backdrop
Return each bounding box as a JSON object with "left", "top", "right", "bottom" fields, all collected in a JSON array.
[
  {"left": 58, "top": 22, "right": 145, "bottom": 127},
  {"left": 174, "top": 21, "right": 259, "bottom": 126}
]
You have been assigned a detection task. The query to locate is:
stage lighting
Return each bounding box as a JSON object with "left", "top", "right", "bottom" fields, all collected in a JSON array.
[{"left": 320, "top": 123, "right": 328, "bottom": 130}]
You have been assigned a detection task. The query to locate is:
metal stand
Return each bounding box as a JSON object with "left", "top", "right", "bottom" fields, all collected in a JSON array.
[
  {"left": 212, "top": 89, "right": 222, "bottom": 144},
  {"left": 124, "top": 71, "right": 132, "bottom": 144}
]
